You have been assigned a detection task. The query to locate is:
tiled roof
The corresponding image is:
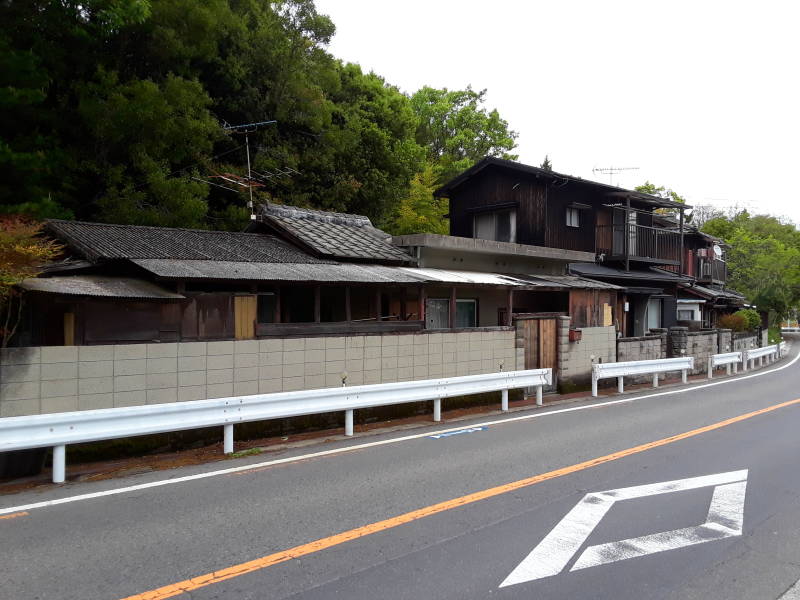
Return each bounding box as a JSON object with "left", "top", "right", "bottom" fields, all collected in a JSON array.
[
  {"left": 258, "top": 203, "right": 413, "bottom": 264},
  {"left": 46, "top": 220, "right": 328, "bottom": 264}
]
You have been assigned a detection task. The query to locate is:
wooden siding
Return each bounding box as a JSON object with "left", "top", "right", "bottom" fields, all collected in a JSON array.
[
  {"left": 569, "top": 289, "right": 619, "bottom": 328},
  {"left": 448, "top": 167, "right": 547, "bottom": 245},
  {"left": 234, "top": 295, "right": 257, "bottom": 340}
]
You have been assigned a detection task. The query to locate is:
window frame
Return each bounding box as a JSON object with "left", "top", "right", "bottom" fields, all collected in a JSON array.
[
  {"left": 472, "top": 209, "right": 516, "bottom": 243},
  {"left": 566, "top": 206, "right": 580, "bottom": 228}
]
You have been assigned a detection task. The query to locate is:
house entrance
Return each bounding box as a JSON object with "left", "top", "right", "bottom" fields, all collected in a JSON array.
[{"left": 515, "top": 315, "right": 558, "bottom": 390}]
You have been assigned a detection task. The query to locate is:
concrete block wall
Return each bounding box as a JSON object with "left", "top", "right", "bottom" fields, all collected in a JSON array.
[
  {"left": 681, "top": 330, "right": 719, "bottom": 375},
  {"left": 0, "top": 329, "right": 517, "bottom": 418},
  {"left": 617, "top": 333, "right": 667, "bottom": 384},
  {"left": 557, "top": 316, "right": 616, "bottom": 389},
  {"left": 733, "top": 333, "right": 758, "bottom": 351},
  {"left": 717, "top": 329, "right": 733, "bottom": 354}
]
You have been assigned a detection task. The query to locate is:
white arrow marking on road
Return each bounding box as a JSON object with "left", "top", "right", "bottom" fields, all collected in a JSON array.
[{"left": 500, "top": 469, "right": 748, "bottom": 588}]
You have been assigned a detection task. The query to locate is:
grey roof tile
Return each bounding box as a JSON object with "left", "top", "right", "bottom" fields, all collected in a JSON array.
[
  {"left": 258, "top": 203, "right": 413, "bottom": 263},
  {"left": 46, "top": 220, "right": 328, "bottom": 264}
]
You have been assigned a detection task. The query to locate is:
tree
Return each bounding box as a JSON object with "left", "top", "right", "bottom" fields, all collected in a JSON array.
[
  {"left": 386, "top": 163, "right": 448, "bottom": 236},
  {"left": 0, "top": 217, "right": 62, "bottom": 347},
  {"left": 540, "top": 155, "right": 552, "bottom": 171},
  {"left": 410, "top": 86, "right": 518, "bottom": 182},
  {"left": 702, "top": 211, "right": 800, "bottom": 325}
]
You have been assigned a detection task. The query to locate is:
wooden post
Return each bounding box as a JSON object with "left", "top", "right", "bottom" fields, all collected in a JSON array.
[
  {"left": 63, "top": 313, "right": 75, "bottom": 346},
  {"left": 345, "top": 286, "right": 352, "bottom": 322},
  {"left": 314, "top": 286, "right": 321, "bottom": 323},
  {"left": 507, "top": 288, "right": 514, "bottom": 326},
  {"left": 274, "top": 287, "right": 281, "bottom": 324},
  {"left": 624, "top": 197, "right": 631, "bottom": 272},
  {"left": 679, "top": 207, "right": 685, "bottom": 274},
  {"left": 449, "top": 287, "right": 457, "bottom": 329},
  {"left": 375, "top": 289, "right": 382, "bottom": 321},
  {"left": 400, "top": 287, "right": 407, "bottom": 321},
  {"left": 419, "top": 286, "right": 426, "bottom": 326}
]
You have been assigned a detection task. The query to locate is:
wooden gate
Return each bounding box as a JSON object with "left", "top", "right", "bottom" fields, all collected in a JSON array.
[{"left": 518, "top": 317, "right": 558, "bottom": 388}]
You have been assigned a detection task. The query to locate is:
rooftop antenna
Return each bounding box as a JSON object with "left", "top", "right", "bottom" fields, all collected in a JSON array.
[
  {"left": 592, "top": 166, "right": 639, "bottom": 187},
  {"left": 222, "top": 119, "right": 277, "bottom": 219}
]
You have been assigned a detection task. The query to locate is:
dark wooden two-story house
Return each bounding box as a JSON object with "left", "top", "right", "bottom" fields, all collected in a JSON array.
[{"left": 431, "top": 157, "right": 695, "bottom": 337}]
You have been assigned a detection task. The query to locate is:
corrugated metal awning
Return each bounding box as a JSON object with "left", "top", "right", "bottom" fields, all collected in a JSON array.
[{"left": 20, "top": 276, "right": 185, "bottom": 299}]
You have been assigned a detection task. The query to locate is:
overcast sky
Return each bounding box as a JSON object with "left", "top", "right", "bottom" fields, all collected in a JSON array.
[{"left": 314, "top": 0, "right": 800, "bottom": 225}]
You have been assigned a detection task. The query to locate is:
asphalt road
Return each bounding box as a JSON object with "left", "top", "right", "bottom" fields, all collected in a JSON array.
[{"left": 2, "top": 338, "right": 800, "bottom": 600}]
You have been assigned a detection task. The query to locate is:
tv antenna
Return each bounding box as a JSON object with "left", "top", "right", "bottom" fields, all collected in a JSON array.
[
  {"left": 221, "top": 119, "right": 277, "bottom": 218},
  {"left": 592, "top": 166, "right": 639, "bottom": 187}
]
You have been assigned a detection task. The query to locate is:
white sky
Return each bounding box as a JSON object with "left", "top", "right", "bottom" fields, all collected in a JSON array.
[{"left": 314, "top": 0, "right": 800, "bottom": 224}]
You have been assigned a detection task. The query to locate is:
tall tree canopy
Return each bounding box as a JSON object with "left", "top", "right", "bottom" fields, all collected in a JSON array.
[
  {"left": 410, "top": 86, "right": 518, "bottom": 182},
  {"left": 703, "top": 211, "right": 800, "bottom": 324},
  {"left": 0, "top": 1, "right": 516, "bottom": 232}
]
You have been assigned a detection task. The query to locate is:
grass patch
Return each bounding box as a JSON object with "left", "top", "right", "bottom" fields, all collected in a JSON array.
[{"left": 229, "top": 447, "right": 263, "bottom": 459}]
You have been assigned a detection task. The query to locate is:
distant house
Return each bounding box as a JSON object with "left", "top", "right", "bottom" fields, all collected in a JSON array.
[{"left": 430, "top": 156, "right": 743, "bottom": 336}]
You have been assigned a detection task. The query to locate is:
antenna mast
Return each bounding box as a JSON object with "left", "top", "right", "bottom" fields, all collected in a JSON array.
[
  {"left": 592, "top": 166, "right": 639, "bottom": 187},
  {"left": 222, "top": 119, "right": 277, "bottom": 218}
]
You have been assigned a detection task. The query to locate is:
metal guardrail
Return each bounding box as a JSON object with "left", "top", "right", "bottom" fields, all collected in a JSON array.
[
  {"left": 744, "top": 344, "right": 779, "bottom": 370},
  {"left": 707, "top": 352, "right": 743, "bottom": 379},
  {"left": 0, "top": 368, "right": 551, "bottom": 484},
  {"left": 591, "top": 357, "right": 694, "bottom": 397}
]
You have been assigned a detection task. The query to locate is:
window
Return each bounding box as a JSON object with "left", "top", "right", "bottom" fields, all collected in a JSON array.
[
  {"left": 566, "top": 207, "right": 580, "bottom": 228},
  {"left": 257, "top": 293, "right": 276, "bottom": 324},
  {"left": 456, "top": 299, "right": 477, "bottom": 328},
  {"left": 425, "top": 298, "right": 479, "bottom": 329},
  {"left": 473, "top": 210, "right": 516, "bottom": 243},
  {"left": 647, "top": 297, "right": 662, "bottom": 330},
  {"left": 678, "top": 309, "right": 694, "bottom": 321}
]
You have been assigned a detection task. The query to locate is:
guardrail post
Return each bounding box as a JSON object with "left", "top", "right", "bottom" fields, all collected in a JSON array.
[
  {"left": 52, "top": 445, "right": 66, "bottom": 484},
  {"left": 433, "top": 398, "right": 442, "bottom": 421},
  {"left": 617, "top": 376, "right": 624, "bottom": 394},
  {"left": 707, "top": 357, "right": 713, "bottom": 380},
  {"left": 501, "top": 389, "right": 509, "bottom": 412},
  {"left": 653, "top": 373, "right": 659, "bottom": 388},
  {"left": 726, "top": 363, "right": 732, "bottom": 375},
  {"left": 345, "top": 409, "right": 354, "bottom": 436},
  {"left": 536, "top": 385, "right": 543, "bottom": 406},
  {"left": 591, "top": 372, "right": 598, "bottom": 397},
  {"left": 681, "top": 369, "right": 688, "bottom": 384},
  {"left": 742, "top": 352, "right": 747, "bottom": 372},
  {"left": 223, "top": 424, "right": 234, "bottom": 454}
]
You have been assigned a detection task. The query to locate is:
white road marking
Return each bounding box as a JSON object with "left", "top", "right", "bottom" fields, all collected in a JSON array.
[
  {"left": 429, "top": 426, "right": 487, "bottom": 439},
  {"left": 0, "top": 345, "right": 794, "bottom": 517},
  {"left": 500, "top": 470, "right": 748, "bottom": 588}
]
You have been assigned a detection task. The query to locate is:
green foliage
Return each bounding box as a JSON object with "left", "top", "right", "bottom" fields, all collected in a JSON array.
[
  {"left": 410, "top": 86, "right": 518, "bottom": 182},
  {"left": 702, "top": 211, "right": 800, "bottom": 324},
  {"left": 635, "top": 181, "right": 687, "bottom": 205},
  {"left": 718, "top": 313, "right": 747, "bottom": 332},
  {"left": 734, "top": 308, "right": 761, "bottom": 331},
  {"left": 386, "top": 164, "right": 448, "bottom": 235}
]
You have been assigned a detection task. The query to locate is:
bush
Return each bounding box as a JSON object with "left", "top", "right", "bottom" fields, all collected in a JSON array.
[
  {"left": 719, "top": 313, "right": 747, "bottom": 332},
  {"left": 735, "top": 308, "right": 761, "bottom": 331}
]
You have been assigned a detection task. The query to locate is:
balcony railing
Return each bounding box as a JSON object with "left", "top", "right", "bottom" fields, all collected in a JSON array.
[
  {"left": 596, "top": 223, "right": 682, "bottom": 265},
  {"left": 697, "top": 257, "right": 727, "bottom": 283}
]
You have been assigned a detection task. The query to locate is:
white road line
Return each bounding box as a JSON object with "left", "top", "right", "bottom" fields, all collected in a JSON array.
[
  {"left": 0, "top": 348, "right": 796, "bottom": 517},
  {"left": 501, "top": 470, "right": 748, "bottom": 587}
]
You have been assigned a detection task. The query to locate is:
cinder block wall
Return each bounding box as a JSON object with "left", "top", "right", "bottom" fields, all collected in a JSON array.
[
  {"left": 675, "top": 329, "right": 719, "bottom": 375},
  {"left": 0, "top": 329, "right": 517, "bottom": 418},
  {"left": 733, "top": 333, "right": 758, "bottom": 351},
  {"left": 557, "top": 316, "right": 616, "bottom": 390}
]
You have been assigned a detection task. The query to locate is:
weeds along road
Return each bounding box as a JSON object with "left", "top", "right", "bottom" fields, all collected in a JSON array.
[{"left": 2, "top": 337, "right": 800, "bottom": 600}]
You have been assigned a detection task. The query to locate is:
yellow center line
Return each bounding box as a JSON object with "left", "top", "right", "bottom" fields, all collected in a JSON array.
[
  {"left": 120, "top": 397, "right": 800, "bottom": 600},
  {"left": 0, "top": 511, "right": 28, "bottom": 520}
]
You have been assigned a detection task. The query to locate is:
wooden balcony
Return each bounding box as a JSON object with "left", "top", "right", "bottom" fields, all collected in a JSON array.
[
  {"left": 696, "top": 257, "right": 727, "bottom": 284},
  {"left": 596, "top": 224, "right": 682, "bottom": 266}
]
